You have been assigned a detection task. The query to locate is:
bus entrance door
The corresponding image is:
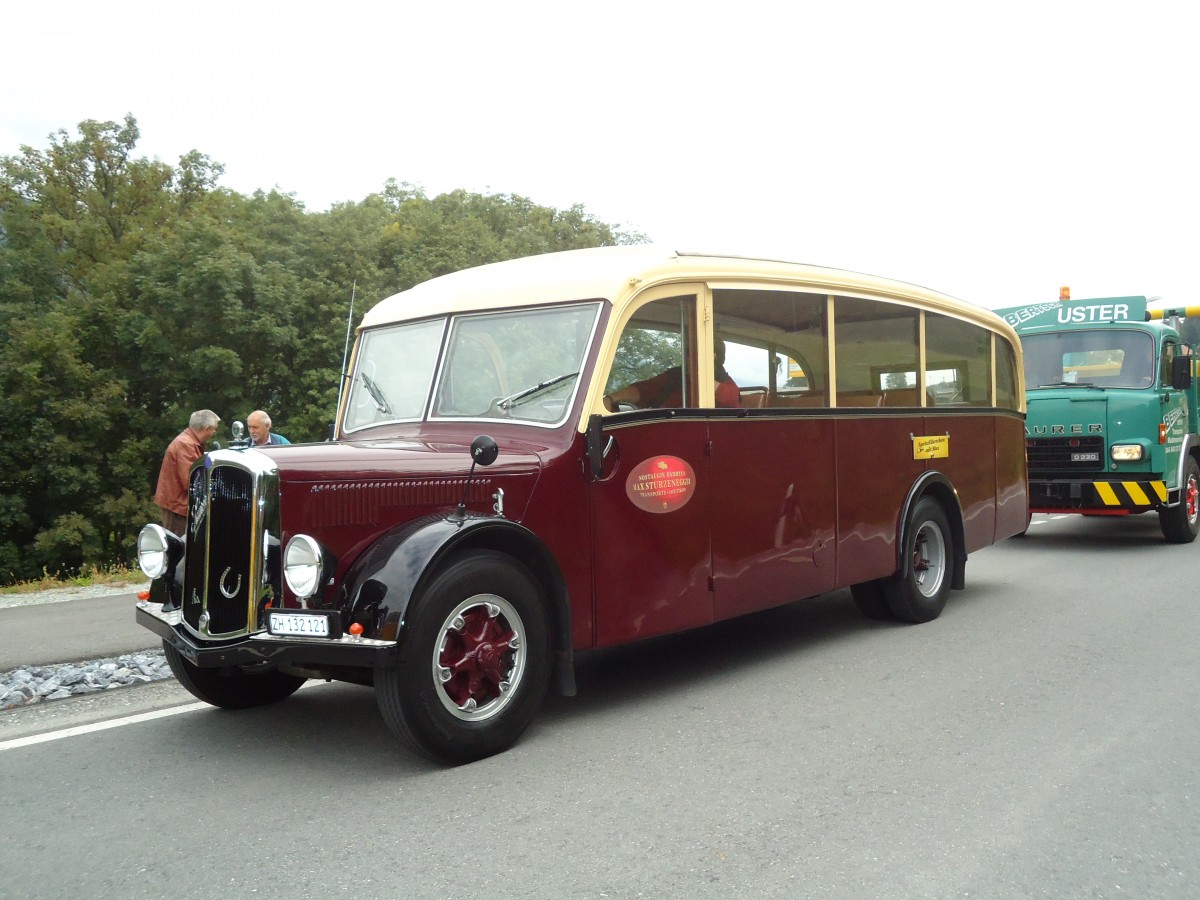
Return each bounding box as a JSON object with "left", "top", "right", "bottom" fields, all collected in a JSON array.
[{"left": 588, "top": 417, "right": 714, "bottom": 646}]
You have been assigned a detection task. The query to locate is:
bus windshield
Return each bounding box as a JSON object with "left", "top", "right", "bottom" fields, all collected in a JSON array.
[
  {"left": 344, "top": 303, "right": 601, "bottom": 431},
  {"left": 1022, "top": 329, "right": 1156, "bottom": 389}
]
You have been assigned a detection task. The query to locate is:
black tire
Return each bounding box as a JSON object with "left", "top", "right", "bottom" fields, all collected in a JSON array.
[
  {"left": 375, "top": 550, "right": 551, "bottom": 765},
  {"left": 850, "top": 580, "right": 894, "bottom": 620},
  {"left": 163, "top": 641, "right": 306, "bottom": 709},
  {"left": 883, "top": 497, "right": 954, "bottom": 624},
  {"left": 1159, "top": 457, "right": 1200, "bottom": 544}
]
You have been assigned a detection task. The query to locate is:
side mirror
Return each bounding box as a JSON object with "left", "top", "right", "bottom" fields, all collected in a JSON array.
[
  {"left": 448, "top": 436, "right": 499, "bottom": 524},
  {"left": 471, "top": 434, "right": 499, "bottom": 466},
  {"left": 1172, "top": 355, "right": 1193, "bottom": 390}
]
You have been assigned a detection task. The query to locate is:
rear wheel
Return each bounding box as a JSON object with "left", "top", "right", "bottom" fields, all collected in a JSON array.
[
  {"left": 375, "top": 550, "right": 551, "bottom": 765},
  {"left": 163, "top": 642, "right": 306, "bottom": 708},
  {"left": 1159, "top": 457, "right": 1200, "bottom": 544},
  {"left": 884, "top": 497, "right": 954, "bottom": 624}
]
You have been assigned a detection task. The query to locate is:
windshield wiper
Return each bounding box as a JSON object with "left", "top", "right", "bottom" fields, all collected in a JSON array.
[
  {"left": 498, "top": 371, "right": 579, "bottom": 410},
  {"left": 1034, "top": 380, "right": 1101, "bottom": 389},
  {"left": 360, "top": 372, "right": 393, "bottom": 415}
]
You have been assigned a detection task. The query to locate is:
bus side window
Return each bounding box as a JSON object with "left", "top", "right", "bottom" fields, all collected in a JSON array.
[
  {"left": 712, "top": 288, "right": 829, "bottom": 407},
  {"left": 834, "top": 296, "right": 918, "bottom": 406},
  {"left": 994, "top": 336, "right": 1019, "bottom": 408},
  {"left": 925, "top": 313, "right": 993, "bottom": 406},
  {"left": 605, "top": 295, "right": 696, "bottom": 410}
]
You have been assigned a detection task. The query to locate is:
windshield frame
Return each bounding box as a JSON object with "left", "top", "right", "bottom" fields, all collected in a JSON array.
[{"left": 342, "top": 301, "right": 604, "bottom": 435}]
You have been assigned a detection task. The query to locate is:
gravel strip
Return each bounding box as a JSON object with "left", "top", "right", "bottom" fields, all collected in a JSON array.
[
  {"left": 1, "top": 580, "right": 170, "bottom": 709},
  {"left": 0, "top": 651, "right": 175, "bottom": 710}
]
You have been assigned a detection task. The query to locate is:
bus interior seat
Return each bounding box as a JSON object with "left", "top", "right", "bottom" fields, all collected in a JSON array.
[
  {"left": 836, "top": 391, "right": 885, "bottom": 407},
  {"left": 881, "top": 388, "right": 936, "bottom": 407},
  {"left": 739, "top": 387, "right": 768, "bottom": 408},
  {"left": 769, "top": 392, "right": 827, "bottom": 409}
]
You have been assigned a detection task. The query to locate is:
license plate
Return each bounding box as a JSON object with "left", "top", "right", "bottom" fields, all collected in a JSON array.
[
  {"left": 267, "top": 611, "right": 335, "bottom": 638},
  {"left": 1071, "top": 452, "right": 1099, "bottom": 462}
]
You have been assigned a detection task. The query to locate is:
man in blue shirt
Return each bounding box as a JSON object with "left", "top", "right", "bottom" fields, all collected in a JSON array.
[{"left": 247, "top": 409, "right": 291, "bottom": 446}]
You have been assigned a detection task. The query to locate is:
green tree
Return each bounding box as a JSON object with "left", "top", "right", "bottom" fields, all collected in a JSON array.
[
  {"left": 0, "top": 116, "right": 642, "bottom": 584},
  {"left": 0, "top": 116, "right": 225, "bottom": 579}
]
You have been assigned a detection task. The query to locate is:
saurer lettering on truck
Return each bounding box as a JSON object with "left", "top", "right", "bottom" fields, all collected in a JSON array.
[{"left": 1025, "top": 423, "right": 1104, "bottom": 435}]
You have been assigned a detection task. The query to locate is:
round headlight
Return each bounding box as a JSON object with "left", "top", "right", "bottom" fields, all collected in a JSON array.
[
  {"left": 137, "top": 524, "right": 170, "bottom": 580},
  {"left": 283, "top": 534, "right": 325, "bottom": 600}
]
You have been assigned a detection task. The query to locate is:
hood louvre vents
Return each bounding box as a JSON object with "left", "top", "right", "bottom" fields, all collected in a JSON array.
[{"left": 309, "top": 478, "right": 494, "bottom": 527}]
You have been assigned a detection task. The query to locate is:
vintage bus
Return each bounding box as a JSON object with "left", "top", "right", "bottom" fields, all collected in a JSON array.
[{"left": 136, "top": 246, "right": 1028, "bottom": 764}]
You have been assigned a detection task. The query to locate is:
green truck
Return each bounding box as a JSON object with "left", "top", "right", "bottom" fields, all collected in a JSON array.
[{"left": 996, "top": 295, "right": 1200, "bottom": 543}]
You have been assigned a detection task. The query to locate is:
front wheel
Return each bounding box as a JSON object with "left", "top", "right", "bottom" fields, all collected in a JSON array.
[
  {"left": 163, "top": 642, "right": 306, "bottom": 708},
  {"left": 883, "top": 497, "right": 954, "bottom": 624},
  {"left": 1159, "top": 457, "right": 1200, "bottom": 543},
  {"left": 375, "top": 550, "right": 551, "bottom": 765}
]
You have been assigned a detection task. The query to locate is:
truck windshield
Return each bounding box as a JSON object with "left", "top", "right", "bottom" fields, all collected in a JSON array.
[
  {"left": 344, "top": 303, "right": 601, "bottom": 432},
  {"left": 1022, "top": 329, "right": 1156, "bottom": 389}
]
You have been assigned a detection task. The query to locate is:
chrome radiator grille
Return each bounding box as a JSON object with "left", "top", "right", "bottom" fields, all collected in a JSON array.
[{"left": 182, "top": 456, "right": 277, "bottom": 639}]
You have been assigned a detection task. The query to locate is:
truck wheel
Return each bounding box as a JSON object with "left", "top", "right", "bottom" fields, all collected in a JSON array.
[
  {"left": 884, "top": 496, "right": 953, "bottom": 623},
  {"left": 850, "top": 580, "right": 894, "bottom": 620},
  {"left": 1159, "top": 457, "right": 1200, "bottom": 543},
  {"left": 163, "top": 642, "right": 306, "bottom": 708},
  {"left": 376, "top": 550, "right": 551, "bottom": 765}
]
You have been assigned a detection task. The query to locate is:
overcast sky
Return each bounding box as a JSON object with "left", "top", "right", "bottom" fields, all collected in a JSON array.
[{"left": 4, "top": 1, "right": 1195, "bottom": 310}]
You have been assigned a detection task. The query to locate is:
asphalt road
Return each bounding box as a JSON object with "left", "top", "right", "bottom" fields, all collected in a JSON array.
[
  {"left": 0, "top": 589, "right": 157, "bottom": 670},
  {"left": 2, "top": 512, "right": 1198, "bottom": 899}
]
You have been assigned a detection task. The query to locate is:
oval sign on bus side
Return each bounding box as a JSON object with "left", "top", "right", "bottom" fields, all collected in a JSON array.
[{"left": 625, "top": 456, "right": 697, "bottom": 513}]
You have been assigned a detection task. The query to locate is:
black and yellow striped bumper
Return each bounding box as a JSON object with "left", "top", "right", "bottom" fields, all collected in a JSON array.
[
  {"left": 1091, "top": 480, "right": 1168, "bottom": 508},
  {"left": 1030, "top": 478, "right": 1171, "bottom": 512}
]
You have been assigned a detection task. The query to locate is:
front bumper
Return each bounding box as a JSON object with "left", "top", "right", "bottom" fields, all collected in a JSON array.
[
  {"left": 137, "top": 602, "right": 399, "bottom": 669},
  {"left": 1029, "top": 477, "right": 1171, "bottom": 514}
]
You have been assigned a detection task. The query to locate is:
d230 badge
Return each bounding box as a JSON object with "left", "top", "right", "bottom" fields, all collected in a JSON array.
[{"left": 625, "top": 456, "right": 697, "bottom": 513}]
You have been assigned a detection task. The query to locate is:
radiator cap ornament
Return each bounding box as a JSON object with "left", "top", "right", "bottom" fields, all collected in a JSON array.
[{"left": 230, "top": 420, "right": 252, "bottom": 449}]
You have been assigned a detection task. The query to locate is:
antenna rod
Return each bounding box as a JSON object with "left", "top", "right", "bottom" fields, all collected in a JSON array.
[{"left": 334, "top": 280, "right": 357, "bottom": 426}]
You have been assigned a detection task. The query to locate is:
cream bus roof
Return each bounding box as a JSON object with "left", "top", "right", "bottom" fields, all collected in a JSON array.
[{"left": 360, "top": 245, "right": 1014, "bottom": 339}]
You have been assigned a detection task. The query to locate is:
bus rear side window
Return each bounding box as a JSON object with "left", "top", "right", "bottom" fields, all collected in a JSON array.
[
  {"left": 834, "top": 297, "right": 919, "bottom": 404},
  {"left": 925, "top": 313, "right": 993, "bottom": 406}
]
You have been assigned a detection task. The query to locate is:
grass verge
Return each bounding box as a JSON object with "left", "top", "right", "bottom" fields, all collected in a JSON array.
[{"left": 0, "top": 564, "right": 143, "bottom": 595}]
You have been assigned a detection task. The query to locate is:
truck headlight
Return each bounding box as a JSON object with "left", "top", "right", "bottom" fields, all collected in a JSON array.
[
  {"left": 1110, "top": 444, "right": 1145, "bottom": 462},
  {"left": 283, "top": 534, "right": 328, "bottom": 600},
  {"left": 137, "top": 524, "right": 182, "bottom": 580}
]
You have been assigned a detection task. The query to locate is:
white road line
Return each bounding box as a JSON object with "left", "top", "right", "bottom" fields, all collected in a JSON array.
[
  {"left": 0, "top": 702, "right": 207, "bottom": 752},
  {"left": 1029, "top": 514, "right": 1072, "bottom": 525}
]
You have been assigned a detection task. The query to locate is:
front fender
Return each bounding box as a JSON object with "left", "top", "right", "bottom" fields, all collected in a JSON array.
[
  {"left": 338, "top": 513, "right": 556, "bottom": 633},
  {"left": 335, "top": 514, "right": 575, "bottom": 694}
]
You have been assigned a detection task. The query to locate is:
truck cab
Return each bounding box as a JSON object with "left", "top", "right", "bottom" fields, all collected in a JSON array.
[{"left": 998, "top": 294, "right": 1200, "bottom": 543}]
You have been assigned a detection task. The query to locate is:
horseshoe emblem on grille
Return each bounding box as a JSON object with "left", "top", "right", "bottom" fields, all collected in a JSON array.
[{"left": 219, "top": 567, "right": 243, "bottom": 599}]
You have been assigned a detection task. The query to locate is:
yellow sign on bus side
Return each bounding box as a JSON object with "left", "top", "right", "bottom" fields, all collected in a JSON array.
[{"left": 913, "top": 435, "right": 949, "bottom": 459}]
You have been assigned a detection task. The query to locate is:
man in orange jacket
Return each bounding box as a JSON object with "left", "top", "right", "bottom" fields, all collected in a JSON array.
[{"left": 154, "top": 409, "right": 220, "bottom": 536}]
